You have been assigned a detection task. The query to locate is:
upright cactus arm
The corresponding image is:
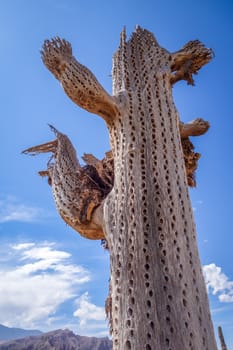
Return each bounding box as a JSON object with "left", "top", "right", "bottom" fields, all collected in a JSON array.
[
  {"left": 170, "top": 40, "right": 214, "bottom": 85},
  {"left": 41, "top": 37, "right": 119, "bottom": 122}
]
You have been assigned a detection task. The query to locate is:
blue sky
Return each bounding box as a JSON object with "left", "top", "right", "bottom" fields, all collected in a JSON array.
[{"left": 0, "top": 0, "right": 233, "bottom": 347}]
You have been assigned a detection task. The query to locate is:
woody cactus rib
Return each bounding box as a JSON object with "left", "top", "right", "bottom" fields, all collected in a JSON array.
[
  {"left": 23, "top": 116, "right": 208, "bottom": 238},
  {"left": 24, "top": 26, "right": 217, "bottom": 350},
  {"left": 41, "top": 37, "right": 119, "bottom": 122},
  {"left": 170, "top": 40, "right": 214, "bottom": 85},
  {"left": 23, "top": 125, "right": 113, "bottom": 239}
]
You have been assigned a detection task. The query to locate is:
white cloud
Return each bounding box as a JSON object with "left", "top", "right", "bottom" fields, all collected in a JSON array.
[
  {"left": 203, "top": 263, "right": 233, "bottom": 303},
  {"left": 12, "top": 243, "right": 36, "bottom": 250},
  {"left": 19, "top": 245, "right": 70, "bottom": 262},
  {"left": 219, "top": 294, "right": 233, "bottom": 302},
  {"left": 0, "top": 195, "right": 51, "bottom": 223},
  {"left": 73, "top": 292, "right": 106, "bottom": 327},
  {"left": 0, "top": 242, "right": 90, "bottom": 330},
  {"left": 210, "top": 306, "right": 227, "bottom": 314},
  {"left": 192, "top": 199, "right": 203, "bottom": 212}
]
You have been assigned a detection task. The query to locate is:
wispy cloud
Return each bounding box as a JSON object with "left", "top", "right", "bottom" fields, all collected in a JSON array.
[
  {"left": 203, "top": 263, "right": 233, "bottom": 302},
  {"left": 210, "top": 306, "right": 228, "bottom": 315},
  {"left": 12, "top": 243, "right": 36, "bottom": 250},
  {"left": 0, "top": 195, "right": 51, "bottom": 223},
  {"left": 73, "top": 292, "right": 106, "bottom": 327},
  {"left": 0, "top": 241, "right": 90, "bottom": 330},
  {"left": 192, "top": 199, "right": 203, "bottom": 212}
]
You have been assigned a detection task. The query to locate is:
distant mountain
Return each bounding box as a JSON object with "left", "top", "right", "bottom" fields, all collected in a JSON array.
[
  {"left": 0, "top": 328, "right": 112, "bottom": 350},
  {"left": 0, "top": 324, "right": 42, "bottom": 341}
]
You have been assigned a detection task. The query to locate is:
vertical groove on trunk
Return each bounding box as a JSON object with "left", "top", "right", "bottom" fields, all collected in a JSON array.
[{"left": 104, "top": 27, "right": 217, "bottom": 350}]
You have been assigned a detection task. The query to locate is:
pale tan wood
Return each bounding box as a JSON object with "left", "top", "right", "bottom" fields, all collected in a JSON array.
[
  {"left": 41, "top": 37, "right": 119, "bottom": 122},
  {"left": 180, "top": 118, "right": 210, "bottom": 138},
  {"left": 170, "top": 40, "right": 213, "bottom": 85},
  {"left": 103, "top": 27, "right": 217, "bottom": 349},
  {"left": 24, "top": 26, "right": 217, "bottom": 350},
  {"left": 23, "top": 126, "right": 109, "bottom": 240}
]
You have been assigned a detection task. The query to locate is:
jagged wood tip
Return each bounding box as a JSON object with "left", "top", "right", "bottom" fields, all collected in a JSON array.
[
  {"left": 170, "top": 40, "right": 214, "bottom": 85},
  {"left": 22, "top": 140, "right": 58, "bottom": 156},
  {"left": 41, "top": 37, "right": 72, "bottom": 80},
  {"left": 22, "top": 127, "right": 113, "bottom": 240}
]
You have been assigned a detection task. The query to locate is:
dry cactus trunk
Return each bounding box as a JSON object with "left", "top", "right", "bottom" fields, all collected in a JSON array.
[{"left": 24, "top": 27, "right": 217, "bottom": 349}]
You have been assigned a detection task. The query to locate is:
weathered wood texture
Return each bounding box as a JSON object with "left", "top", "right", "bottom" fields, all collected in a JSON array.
[
  {"left": 23, "top": 117, "right": 208, "bottom": 239},
  {"left": 104, "top": 27, "right": 216, "bottom": 350},
  {"left": 24, "top": 27, "right": 217, "bottom": 349},
  {"left": 23, "top": 125, "right": 113, "bottom": 239}
]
